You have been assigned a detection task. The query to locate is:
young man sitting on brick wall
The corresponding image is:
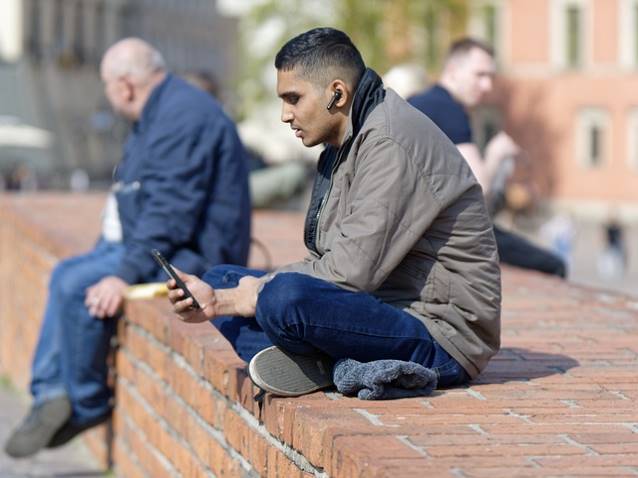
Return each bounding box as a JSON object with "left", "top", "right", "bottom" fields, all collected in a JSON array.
[
  {"left": 167, "top": 27, "right": 502, "bottom": 398},
  {"left": 5, "top": 38, "right": 251, "bottom": 458}
]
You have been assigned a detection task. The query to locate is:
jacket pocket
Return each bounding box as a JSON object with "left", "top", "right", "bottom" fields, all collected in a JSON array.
[{"left": 423, "top": 261, "right": 451, "bottom": 305}]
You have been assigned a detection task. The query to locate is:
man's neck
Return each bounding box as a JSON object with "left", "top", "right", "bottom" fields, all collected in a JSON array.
[
  {"left": 439, "top": 76, "right": 466, "bottom": 109},
  {"left": 334, "top": 110, "right": 351, "bottom": 148},
  {"left": 132, "top": 71, "right": 167, "bottom": 120}
]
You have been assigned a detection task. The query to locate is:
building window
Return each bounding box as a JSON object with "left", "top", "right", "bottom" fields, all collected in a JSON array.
[
  {"left": 620, "top": 0, "right": 638, "bottom": 68},
  {"left": 469, "top": 1, "right": 503, "bottom": 62},
  {"left": 483, "top": 4, "right": 498, "bottom": 50},
  {"left": 26, "top": 0, "right": 42, "bottom": 60},
  {"left": 576, "top": 108, "right": 610, "bottom": 168},
  {"left": 566, "top": 5, "right": 582, "bottom": 68},
  {"left": 588, "top": 124, "right": 602, "bottom": 166},
  {"left": 626, "top": 109, "right": 638, "bottom": 170},
  {"left": 551, "top": 0, "right": 587, "bottom": 69}
]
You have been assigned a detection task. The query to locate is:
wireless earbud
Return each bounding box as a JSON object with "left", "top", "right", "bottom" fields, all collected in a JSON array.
[{"left": 326, "top": 90, "right": 342, "bottom": 110}]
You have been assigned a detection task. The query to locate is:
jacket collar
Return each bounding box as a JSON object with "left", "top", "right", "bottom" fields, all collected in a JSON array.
[
  {"left": 135, "top": 73, "right": 173, "bottom": 133},
  {"left": 340, "top": 68, "right": 386, "bottom": 147}
]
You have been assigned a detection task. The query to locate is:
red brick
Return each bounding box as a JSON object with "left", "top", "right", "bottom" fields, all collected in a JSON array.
[
  {"left": 113, "top": 439, "right": 147, "bottom": 478},
  {"left": 534, "top": 455, "right": 638, "bottom": 467},
  {"left": 265, "top": 446, "right": 307, "bottom": 478},
  {"left": 5, "top": 195, "right": 638, "bottom": 478},
  {"left": 424, "top": 443, "right": 586, "bottom": 458},
  {"left": 458, "top": 466, "right": 636, "bottom": 478}
]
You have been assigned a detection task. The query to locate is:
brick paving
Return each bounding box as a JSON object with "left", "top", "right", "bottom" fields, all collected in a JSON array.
[
  {"left": 355, "top": 267, "right": 638, "bottom": 477},
  {"left": 2, "top": 193, "right": 638, "bottom": 476}
]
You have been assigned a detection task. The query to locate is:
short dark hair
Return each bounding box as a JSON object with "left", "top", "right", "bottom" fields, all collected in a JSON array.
[
  {"left": 445, "top": 37, "right": 494, "bottom": 63},
  {"left": 275, "top": 27, "right": 365, "bottom": 88}
]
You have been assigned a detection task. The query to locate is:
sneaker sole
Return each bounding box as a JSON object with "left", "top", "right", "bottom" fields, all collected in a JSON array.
[{"left": 248, "top": 346, "right": 333, "bottom": 397}]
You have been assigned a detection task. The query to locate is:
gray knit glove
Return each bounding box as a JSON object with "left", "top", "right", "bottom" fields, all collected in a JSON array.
[{"left": 333, "top": 358, "right": 437, "bottom": 400}]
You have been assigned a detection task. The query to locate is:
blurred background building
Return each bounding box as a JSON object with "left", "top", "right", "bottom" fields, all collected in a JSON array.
[
  {"left": 471, "top": 0, "right": 638, "bottom": 221},
  {"left": 0, "top": 0, "right": 636, "bottom": 294},
  {"left": 0, "top": 0, "right": 239, "bottom": 189}
]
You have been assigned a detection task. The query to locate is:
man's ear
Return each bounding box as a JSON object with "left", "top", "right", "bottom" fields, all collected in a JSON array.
[
  {"left": 119, "top": 77, "right": 135, "bottom": 102},
  {"left": 328, "top": 79, "right": 350, "bottom": 110}
]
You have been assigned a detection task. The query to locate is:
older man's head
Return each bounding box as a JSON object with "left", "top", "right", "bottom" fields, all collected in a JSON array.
[{"left": 100, "top": 38, "right": 166, "bottom": 120}]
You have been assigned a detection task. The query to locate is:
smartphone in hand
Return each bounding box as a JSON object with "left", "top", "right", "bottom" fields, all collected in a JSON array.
[{"left": 150, "top": 249, "right": 201, "bottom": 309}]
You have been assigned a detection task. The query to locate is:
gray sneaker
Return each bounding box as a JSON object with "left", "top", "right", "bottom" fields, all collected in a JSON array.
[
  {"left": 4, "top": 396, "right": 71, "bottom": 458},
  {"left": 248, "top": 346, "right": 334, "bottom": 397}
]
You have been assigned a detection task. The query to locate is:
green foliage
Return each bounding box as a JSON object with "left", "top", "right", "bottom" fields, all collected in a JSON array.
[{"left": 236, "top": 0, "right": 469, "bottom": 117}]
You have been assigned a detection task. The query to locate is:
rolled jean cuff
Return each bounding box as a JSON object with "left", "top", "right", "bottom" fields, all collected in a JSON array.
[{"left": 33, "top": 388, "right": 67, "bottom": 407}]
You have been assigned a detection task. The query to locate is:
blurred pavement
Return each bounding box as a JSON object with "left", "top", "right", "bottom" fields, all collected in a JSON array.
[
  {"left": 0, "top": 384, "right": 107, "bottom": 478},
  {"left": 510, "top": 216, "right": 638, "bottom": 299},
  {"left": 568, "top": 220, "right": 638, "bottom": 299}
]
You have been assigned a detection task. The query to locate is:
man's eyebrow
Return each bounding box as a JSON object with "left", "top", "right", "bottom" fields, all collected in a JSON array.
[{"left": 279, "top": 91, "right": 300, "bottom": 100}]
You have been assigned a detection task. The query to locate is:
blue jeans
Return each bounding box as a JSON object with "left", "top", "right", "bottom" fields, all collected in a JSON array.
[
  {"left": 204, "top": 265, "right": 469, "bottom": 388},
  {"left": 30, "top": 240, "right": 125, "bottom": 424}
]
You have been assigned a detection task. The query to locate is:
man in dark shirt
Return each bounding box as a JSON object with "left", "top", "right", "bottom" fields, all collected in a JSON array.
[
  {"left": 410, "top": 84, "right": 472, "bottom": 145},
  {"left": 409, "top": 38, "right": 566, "bottom": 278},
  {"left": 5, "top": 38, "right": 251, "bottom": 458}
]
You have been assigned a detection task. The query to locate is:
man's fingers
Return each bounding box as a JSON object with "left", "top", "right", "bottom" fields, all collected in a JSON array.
[
  {"left": 104, "top": 296, "right": 120, "bottom": 317},
  {"left": 167, "top": 288, "right": 185, "bottom": 303},
  {"left": 88, "top": 304, "right": 99, "bottom": 317},
  {"left": 173, "top": 297, "right": 194, "bottom": 313},
  {"left": 86, "top": 295, "right": 100, "bottom": 314},
  {"left": 166, "top": 278, "right": 177, "bottom": 289},
  {"left": 90, "top": 301, "right": 104, "bottom": 318}
]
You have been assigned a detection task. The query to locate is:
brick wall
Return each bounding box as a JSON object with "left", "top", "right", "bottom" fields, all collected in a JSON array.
[{"left": 2, "top": 193, "right": 638, "bottom": 477}]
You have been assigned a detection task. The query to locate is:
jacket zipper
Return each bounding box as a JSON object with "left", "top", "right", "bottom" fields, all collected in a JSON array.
[{"left": 313, "top": 140, "right": 350, "bottom": 251}]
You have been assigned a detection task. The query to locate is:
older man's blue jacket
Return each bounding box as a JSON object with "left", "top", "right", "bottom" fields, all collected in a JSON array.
[{"left": 113, "top": 74, "right": 251, "bottom": 284}]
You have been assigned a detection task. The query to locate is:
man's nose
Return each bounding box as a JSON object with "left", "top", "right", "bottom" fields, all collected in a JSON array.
[{"left": 281, "top": 105, "right": 293, "bottom": 123}]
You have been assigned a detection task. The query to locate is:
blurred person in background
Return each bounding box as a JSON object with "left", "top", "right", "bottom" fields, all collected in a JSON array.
[
  {"left": 183, "top": 70, "right": 310, "bottom": 208},
  {"left": 182, "top": 69, "right": 221, "bottom": 99},
  {"left": 598, "top": 209, "right": 627, "bottom": 281},
  {"left": 409, "top": 38, "right": 566, "bottom": 278},
  {"left": 5, "top": 37, "right": 251, "bottom": 458}
]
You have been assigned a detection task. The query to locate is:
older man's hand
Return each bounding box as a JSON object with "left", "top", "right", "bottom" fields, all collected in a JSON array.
[{"left": 85, "top": 275, "right": 129, "bottom": 319}]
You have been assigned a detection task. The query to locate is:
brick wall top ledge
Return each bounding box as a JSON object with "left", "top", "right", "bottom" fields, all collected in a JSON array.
[{"left": 2, "top": 193, "right": 638, "bottom": 478}]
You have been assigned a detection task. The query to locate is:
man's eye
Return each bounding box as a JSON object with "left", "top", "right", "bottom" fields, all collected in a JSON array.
[{"left": 288, "top": 96, "right": 299, "bottom": 105}]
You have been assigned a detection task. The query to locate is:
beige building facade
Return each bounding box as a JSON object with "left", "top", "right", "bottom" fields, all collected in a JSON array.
[{"left": 470, "top": 0, "right": 638, "bottom": 218}]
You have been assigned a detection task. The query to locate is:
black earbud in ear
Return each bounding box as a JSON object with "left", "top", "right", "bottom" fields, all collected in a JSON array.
[{"left": 326, "top": 90, "right": 342, "bottom": 110}]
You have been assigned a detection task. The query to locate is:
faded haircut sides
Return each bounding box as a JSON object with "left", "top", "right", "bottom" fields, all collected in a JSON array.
[{"left": 274, "top": 27, "right": 365, "bottom": 89}]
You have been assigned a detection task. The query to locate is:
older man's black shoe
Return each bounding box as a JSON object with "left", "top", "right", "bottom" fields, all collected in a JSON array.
[
  {"left": 4, "top": 396, "right": 71, "bottom": 458},
  {"left": 47, "top": 413, "right": 110, "bottom": 448}
]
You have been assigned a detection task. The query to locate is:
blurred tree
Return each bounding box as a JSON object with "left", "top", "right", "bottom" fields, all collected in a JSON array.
[{"left": 235, "top": 0, "right": 469, "bottom": 118}]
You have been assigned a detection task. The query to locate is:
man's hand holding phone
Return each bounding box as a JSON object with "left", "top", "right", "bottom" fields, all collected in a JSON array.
[
  {"left": 151, "top": 249, "right": 214, "bottom": 323},
  {"left": 166, "top": 267, "right": 216, "bottom": 323},
  {"left": 152, "top": 249, "right": 262, "bottom": 323}
]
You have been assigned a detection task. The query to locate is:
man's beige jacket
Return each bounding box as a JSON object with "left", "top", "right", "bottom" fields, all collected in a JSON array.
[{"left": 275, "top": 83, "right": 501, "bottom": 379}]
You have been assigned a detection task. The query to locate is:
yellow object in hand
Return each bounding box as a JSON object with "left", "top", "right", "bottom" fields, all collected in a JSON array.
[{"left": 126, "top": 283, "right": 168, "bottom": 300}]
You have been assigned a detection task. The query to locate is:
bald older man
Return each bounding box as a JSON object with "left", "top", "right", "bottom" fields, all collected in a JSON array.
[{"left": 5, "top": 38, "right": 251, "bottom": 458}]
